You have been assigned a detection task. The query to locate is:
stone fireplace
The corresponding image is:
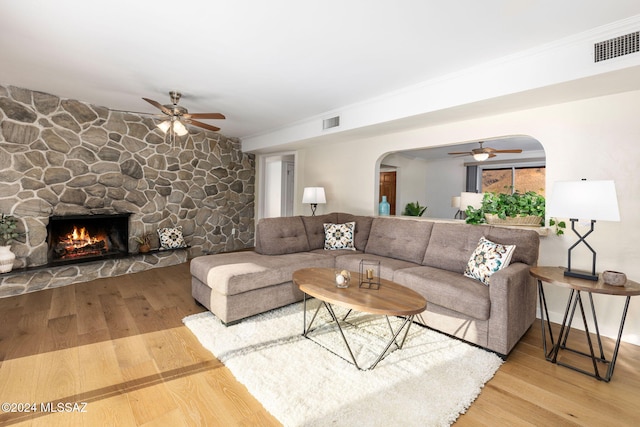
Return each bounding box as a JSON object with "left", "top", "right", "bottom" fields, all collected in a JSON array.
[
  {"left": 47, "top": 213, "right": 130, "bottom": 265},
  {"left": 0, "top": 84, "right": 256, "bottom": 297}
]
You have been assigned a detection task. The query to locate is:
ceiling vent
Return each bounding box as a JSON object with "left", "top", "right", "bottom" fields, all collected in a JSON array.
[
  {"left": 322, "top": 116, "right": 340, "bottom": 130},
  {"left": 594, "top": 31, "right": 639, "bottom": 62}
]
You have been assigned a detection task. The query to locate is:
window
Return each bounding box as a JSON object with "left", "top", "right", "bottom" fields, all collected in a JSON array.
[{"left": 480, "top": 165, "right": 546, "bottom": 196}]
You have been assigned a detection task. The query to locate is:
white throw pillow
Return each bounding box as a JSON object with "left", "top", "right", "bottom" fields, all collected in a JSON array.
[
  {"left": 323, "top": 222, "right": 356, "bottom": 251},
  {"left": 157, "top": 226, "right": 187, "bottom": 249},
  {"left": 464, "top": 236, "right": 516, "bottom": 285}
]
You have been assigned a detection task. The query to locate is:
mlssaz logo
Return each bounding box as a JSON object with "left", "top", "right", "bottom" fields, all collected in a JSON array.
[{"left": 40, "top": 402, "right": 88, "bottom": 413}]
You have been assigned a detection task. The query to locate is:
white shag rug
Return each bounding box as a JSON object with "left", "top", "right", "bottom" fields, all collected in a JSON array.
[{"left": 183, "top": 302, "right": 503, "bottom": 427}]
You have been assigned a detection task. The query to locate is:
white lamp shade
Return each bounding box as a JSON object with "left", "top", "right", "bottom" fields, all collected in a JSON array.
[
  {"left": 157, "top": 120, "right": 171, "bottom": 133},
  {"left": 460, "top": 192, "right": 484, "bottom": 210},
  {"left": 473, "top": 152, "right": 490, "bottom": 161},
  {"left": 451, "top": 196, "right": 461, "bottom": 208},
  {"left": 173, "top": 120, "right": 188, "bottom": 136},
  {"left": 302, "top": 187, "right": 326, "bottom": 204},
  {"left": 547, "top": 180, "right": 620, "bottom": 221}
]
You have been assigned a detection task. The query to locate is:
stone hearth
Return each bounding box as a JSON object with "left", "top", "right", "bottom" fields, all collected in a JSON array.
[{"left": 0, "top": 84, "right": 255, "bottom": 297}]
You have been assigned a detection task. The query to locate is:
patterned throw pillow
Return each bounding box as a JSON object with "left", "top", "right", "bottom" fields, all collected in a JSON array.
[
  {"left": 157, "top": 226, "right": 187, "bottom": 249},
  {"left": 464, "top": 236, "right": 516, "bottom": 285},
  {"left": 323, "top": 222, "right": 356, "bottom": 251}
]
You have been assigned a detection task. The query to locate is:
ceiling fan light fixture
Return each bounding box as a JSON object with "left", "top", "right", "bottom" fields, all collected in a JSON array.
[
  {"left": 473, "top": 152, "right": 490, "bottom": 161},
  {"left": 144, "top": 91, "right": 225, "bottom": 138},
  {"left": 173, "top": 120, "right": 188, "bottom": 136},
  {"left": 157, "top": 120, "right": 171, "bottom": 133}
]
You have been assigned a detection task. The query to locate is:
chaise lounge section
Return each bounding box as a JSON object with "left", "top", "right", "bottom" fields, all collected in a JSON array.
[{"left": 190, "top": 213, "right": 540, "bottom": 356}]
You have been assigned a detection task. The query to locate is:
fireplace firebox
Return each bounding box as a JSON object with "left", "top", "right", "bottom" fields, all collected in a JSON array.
[{"left": 47, "top": 213, "right": 131, "bottom": 265}]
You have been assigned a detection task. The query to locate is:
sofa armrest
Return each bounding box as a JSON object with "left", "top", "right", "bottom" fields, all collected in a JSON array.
[{"left": 486, "top": 262, "right": 537, "bottom": 355}]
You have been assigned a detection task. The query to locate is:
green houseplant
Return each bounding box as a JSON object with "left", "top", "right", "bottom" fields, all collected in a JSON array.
[
  {"left": 0, "top": 213, "right": 21, "bottom": 246},
  {"left": 465, "top": 190, "right": 566, "bottom": 235},
  {"left": 402, "top": 201, "right": 427, "bottom": 217},
  {"left": 465, "top": 191, "right": 545, "bottom": 226},
  {"left": 0, "top": 213, "right": 22, "bottom": 273}
]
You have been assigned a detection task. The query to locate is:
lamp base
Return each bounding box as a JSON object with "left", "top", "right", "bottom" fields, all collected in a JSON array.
[{"left": 564, "top": 268, "right": 599, "bottom": 281}]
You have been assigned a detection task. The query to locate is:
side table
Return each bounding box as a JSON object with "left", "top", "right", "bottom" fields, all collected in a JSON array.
[{"left": 530, "top": 266, "right": 640, "bottom": 382}]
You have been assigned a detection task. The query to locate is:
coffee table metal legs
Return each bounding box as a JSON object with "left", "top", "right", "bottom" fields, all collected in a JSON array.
[
  {"left": 302, "top": 293, "right": 416, "bottom": 370},
  {"left": 537, "top": 279, "right": 631, "bottom": 382}
]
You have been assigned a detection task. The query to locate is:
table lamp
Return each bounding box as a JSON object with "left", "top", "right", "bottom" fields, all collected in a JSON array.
[
  {"left": 302, "top": 187, "right": 326, "bottom": 216},
  {"left": 451, "top": 196, "right": 463, "bottom": 219},
  {"left": 547, "top": 179, "right": 620, "bottom": 281},
  {"left": 460, "top": 192, "right": 484, "bottom": 211}
]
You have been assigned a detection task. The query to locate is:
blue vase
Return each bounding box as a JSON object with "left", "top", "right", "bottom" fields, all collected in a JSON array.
[{"left": 379, "top": 196, "right": 390, "bottom": 216}]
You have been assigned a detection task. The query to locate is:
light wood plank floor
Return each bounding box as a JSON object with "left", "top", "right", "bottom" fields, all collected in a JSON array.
[{"left": 0, "top": 262, "right": 638, "bottom": 426}]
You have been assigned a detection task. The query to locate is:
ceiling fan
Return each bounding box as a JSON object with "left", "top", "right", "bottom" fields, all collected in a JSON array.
[
  {"left": 142, "top": 91, "right": 225, "bottom": 137},
  {"left": 448, "top": 141, "right": 522, "bottom": 161}
]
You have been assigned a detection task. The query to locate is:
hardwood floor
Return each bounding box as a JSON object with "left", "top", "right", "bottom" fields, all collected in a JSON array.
[{"left": 0, "top": 262, "right": 638, "bottom": 426}]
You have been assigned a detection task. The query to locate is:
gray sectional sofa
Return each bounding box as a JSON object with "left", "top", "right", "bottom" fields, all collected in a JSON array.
[{"left": 190, "top": 213, "right": 540, "bottom": 356}]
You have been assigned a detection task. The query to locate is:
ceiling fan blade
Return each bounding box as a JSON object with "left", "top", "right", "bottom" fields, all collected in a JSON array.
[
  {"left": 185, "top": 113, "right": 226, "bottom": 120},
  {"left": 185, "top": 119, "right": 220, "bottom": 132},
  {"left": 493, "top": 149, "right": 523, "bottom": 153},
  {"left": 488, "top": 153, "right": 497, "bottom": 158},
  {"left": 142, "top": 97, "right": 172, "bottom": 115},
  {"left": 448, "top": 151, "right": 472, "bottom": 155}
]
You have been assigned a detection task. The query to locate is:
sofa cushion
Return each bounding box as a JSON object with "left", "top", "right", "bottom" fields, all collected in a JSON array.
[
  {"left": 336, "top": 213, "right": 374, "bottom": 250},
  {"left": 394, "top": 266, "right": 491, "bottom": 320},
  {"left": 308, "top": 248, "right": 364, "bottom": 258},
  {"left": 464, "top": 236, "right": 516, "bottom": 285},
  {"left": 422, "top": 223, "right": 488, "bottom": 273},
  {"left": 364, "top": 218, "right": 433, "bottom": 264},
  {"left": 335, "top": 253, "right": 420, "bottom": 281},
  {"left": 485, "top": 226, "right": 539, "bottom": 266},
  {"left": 255, "top": 216, "right": 311, "bottom": 255},
  {"left": 190, "top": 251, "right": 334, "bottom": 296},
  {"left": 323, "top": 222, "right": 356, "bottom": 250},
  {"left": 301, "top": 213, "right": 339, "bottom": 250}
]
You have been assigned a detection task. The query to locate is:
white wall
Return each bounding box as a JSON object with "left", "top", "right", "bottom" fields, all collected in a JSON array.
[
  {"left": 293, "top": 89, "right": 640, "bottom": 346},
  {"left": 423, "top": 157, "right": 466, "bottom": 218}
]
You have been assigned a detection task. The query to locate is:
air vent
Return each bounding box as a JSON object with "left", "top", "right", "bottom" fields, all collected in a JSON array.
[
  {"left": 594, "top": 31, "right": 639, "bottom": 62},
  {"left": 322, "top": 116, "right": 340, "bottom": 129}
]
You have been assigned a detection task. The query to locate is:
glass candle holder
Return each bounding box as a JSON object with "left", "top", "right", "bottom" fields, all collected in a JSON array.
[
  {"left": 335, "top": 270, "right": 351, "bottom": 288},
  {"left": 359, "top": 259, "right": 381, "bottom": 289}
]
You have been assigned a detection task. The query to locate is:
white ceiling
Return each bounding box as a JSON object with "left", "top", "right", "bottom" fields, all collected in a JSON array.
[{"left": 2, "top": 1, "right": 640, "bottom": 141}]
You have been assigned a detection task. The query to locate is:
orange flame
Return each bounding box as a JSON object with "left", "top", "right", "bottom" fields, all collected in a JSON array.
[{"left": 61, "top": 226, "right": 108, "bottom": 251}]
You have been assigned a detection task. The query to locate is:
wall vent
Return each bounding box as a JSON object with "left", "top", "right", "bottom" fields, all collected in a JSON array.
[
  {"left": 594, "top": 31, "right": 639, "bottom": 62},
  {"left": 322, "top": 116, "right": 340, "bottom": 129}
]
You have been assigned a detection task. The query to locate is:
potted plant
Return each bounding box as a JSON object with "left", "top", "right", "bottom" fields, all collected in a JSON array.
[
  {"left": 402, "top": 201, "right": 428, "bottom": 217},
  {"left": 465, "top": 191, "right": 545, "bottom": 226},
  {"left": 134, "top": 232, "right": 153, "bottom": 253},
  {"left": 0, "top": 213, "right": 21, "bottom": 273}
]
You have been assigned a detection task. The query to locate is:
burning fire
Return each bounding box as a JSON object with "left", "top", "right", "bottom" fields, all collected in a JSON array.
[
  {"left": 64, "top": 226, "right": 104, "bottom": 246},
  {"left": 57, "top": 226, "right": 109, "bottom": 258}
]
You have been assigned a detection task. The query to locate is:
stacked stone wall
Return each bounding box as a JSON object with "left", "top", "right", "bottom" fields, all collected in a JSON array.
[{"left": 0, "top": 84, "right": 255, "bottom": 296}]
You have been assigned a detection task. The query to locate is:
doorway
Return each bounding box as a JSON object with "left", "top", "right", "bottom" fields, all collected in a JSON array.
[
  {"left": 260, "top": 153, "right": 296, "bottom": 218},
  {"left": 379, "top": 171, "right": 397, "bottom": 215}
]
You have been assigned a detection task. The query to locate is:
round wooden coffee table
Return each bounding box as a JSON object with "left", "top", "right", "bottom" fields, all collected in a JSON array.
[{"left": 292, "top": 267, "right": 427, "bottom": 370}]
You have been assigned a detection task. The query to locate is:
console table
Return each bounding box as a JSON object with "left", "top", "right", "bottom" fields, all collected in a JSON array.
[{"left": 530, "top": 266, "right": 640, "bottom": 382}]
